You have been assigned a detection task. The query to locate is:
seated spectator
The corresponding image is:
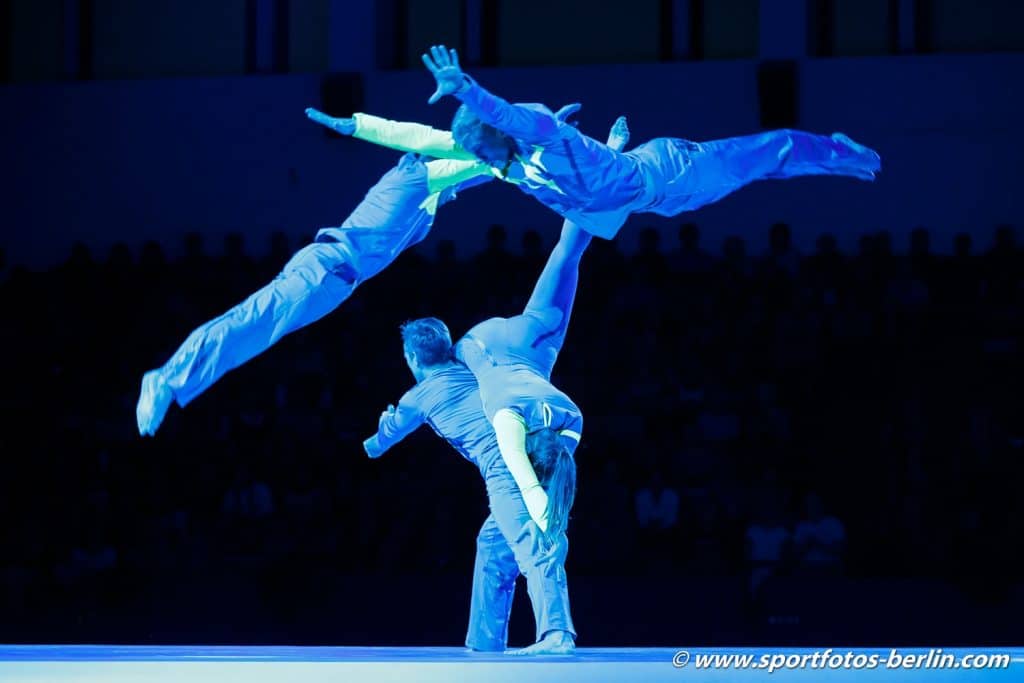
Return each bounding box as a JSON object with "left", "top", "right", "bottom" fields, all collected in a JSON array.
[
  {"left": 670, "top": 222, "right": 713, "bottom": 279},
  {"left": 760, "top": 221, "right": 801, "bottom": 279},
  {"left": 55, "top": 521, "right": 118, "bottom": 589},
  {"left": 631, "top": 226, "right": 669, "bottom": 286},
  {"left": 792, "top": 492, "right": 846, "bottom": 575},
  {"left": 221, "top": 464, "right": 274, "bottom": 521},
  {"left": 745, "top": 494, "right": 791, "bottom": 596},
  {"left": 635, "top": 470, "right": 680, "bottom": 531}
]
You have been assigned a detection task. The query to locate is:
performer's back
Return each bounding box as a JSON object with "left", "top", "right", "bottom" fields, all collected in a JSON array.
[
  {"left": 315, "top": 154, "right": 435, "bottom": 281},
  {"left": 460, "top": 315, "right": 580, "bottom": 433},
  {"left": 505, "top": 109, "right": 648, "bottom": 213},
  {"left": 403, "top": 363, "right": 504, "bottom": 475}
]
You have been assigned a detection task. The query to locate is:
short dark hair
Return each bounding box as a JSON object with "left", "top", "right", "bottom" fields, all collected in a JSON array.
[
  {"left": 400, "top": 317, "right": 453, "bottom": 367},
  {"left": 451, "top": 104, "right": 516, "bottom": 163}
]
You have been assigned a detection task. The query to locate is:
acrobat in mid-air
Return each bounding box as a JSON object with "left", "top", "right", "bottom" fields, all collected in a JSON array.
[
  {"left": 334, "top": 44, "right": 880, "bottom": 241},
  {"left": 134, "top": 120, "right": 491, "bottom": 435},
  {"left": 363, "top": 113, "right": 631, "bottom": 658},
  {"left": 135, "top": 101, "right": 585, "bottom": 435}
]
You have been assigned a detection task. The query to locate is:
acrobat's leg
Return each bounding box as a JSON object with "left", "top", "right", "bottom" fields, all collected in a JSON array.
[
  {"left": 700, "top": 129, "right": 881, "bottom": 181},
  {"left": 136, "top": 240, "right": 356, "bottom": 435},
  {"left": 483, "top": 459, "right": 576, "bottom": 651},
  {"left": 636, "top": 129, "right": 881, "bottom": 216},
  {"left": 466, "top": 515, "right": 519, "bottom": 651},
  {"left": 517, "top": 117, "right": 633, "bottom": 357},
  {"left": 517, "top": 219, "right": 592, "bottom": 354}
]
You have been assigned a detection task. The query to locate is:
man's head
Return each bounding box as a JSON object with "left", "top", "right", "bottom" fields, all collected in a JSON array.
[
  {"left": 486, "top": 223, "right": 507, "bottom": 249},
  {"left": 400, "top": 317, "right": 453, "bottom": 381},
  {"left": 452, "top": 105, "right": 518, "bottom": 166},
  {"left": 910, "top": 226, "right": 930, "bottom": 256}
]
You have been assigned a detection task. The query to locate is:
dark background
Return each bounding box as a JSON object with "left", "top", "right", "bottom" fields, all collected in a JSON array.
[{"left": 1, "top": 0, "right": 1022, "bottom": 647}]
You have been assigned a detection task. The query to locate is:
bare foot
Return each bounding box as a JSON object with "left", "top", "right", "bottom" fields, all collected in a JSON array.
[
  {"left": 607, "top": 116, "right": 630, "bottom": 151},
  {"left": 509, "top": 630, "right": 576, "bottom": 656},
  {"left": 136, "top": 370, "right": 173, "bottom": 436}
]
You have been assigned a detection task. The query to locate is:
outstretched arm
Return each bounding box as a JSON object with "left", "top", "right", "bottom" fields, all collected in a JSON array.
[
  {"left": 363, "top": 391, "right": 426, "bottom": 458},
  {"left": 424, "top": 158, "right": 493, "bottom": 195},
  {"left": 422, "top": 45, "right": 560, "bottom": 145},
  {"left": 523, "top": 116, "right": 631, "bottom": 329},
  {"left": 306, "top": 107, "right": 477, "bottom": 160},
  {"left": 417, "top": 159, "right": 495, "bottom": 216},
  {"left": 493, "top": 408, "right": 549, "bottom": 532},
  {"left": 414, "top": 104, "right": 584, "bottom": 209}
]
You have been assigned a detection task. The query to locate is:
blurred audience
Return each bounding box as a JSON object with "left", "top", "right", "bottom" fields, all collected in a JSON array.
[
  {"left": 792, "top": 492, "right": 846, "bottom": 575},
  {"left": 0, "top": 221, "right": 1021, "bottom": 641}
]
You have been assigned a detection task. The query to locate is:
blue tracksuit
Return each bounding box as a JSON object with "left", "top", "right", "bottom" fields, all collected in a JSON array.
[
  {"left": 363, "top": 363, "right": 575, "bottom": 650},
  {"left": 455, "top": 222, "right": 590, "bottom": 452},
  {"left": 454, "top": 76, "right": 882, "bottom": 239},
  {"left": 157, "top": 153, "right": 487, "bottom": 407}
]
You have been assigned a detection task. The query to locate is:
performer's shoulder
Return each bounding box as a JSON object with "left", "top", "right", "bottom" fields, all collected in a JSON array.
[
  {"left": 411, "top": 370, "right": 473, "bottom": 416},
  {"left": 415, "top": 365, "right": 471, "bottom": 394},
  {"left": 400, "top": 381, "right": 429, "bottom": 406}
]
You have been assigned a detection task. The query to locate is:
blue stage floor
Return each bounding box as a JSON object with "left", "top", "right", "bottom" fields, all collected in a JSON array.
[{"left": 1, "top": 646, "right": 1021, "bottom": 682}]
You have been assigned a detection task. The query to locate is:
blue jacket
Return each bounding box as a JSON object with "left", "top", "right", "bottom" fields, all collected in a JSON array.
[
  {"left": 363, "top": 362, "right": 504, "bottom": 476},
  {"left": 315, "top": 152, "right": 490, "bottom": 281},
  {"left": 454, "top": 76, "right": 652, "bottom": 238}
]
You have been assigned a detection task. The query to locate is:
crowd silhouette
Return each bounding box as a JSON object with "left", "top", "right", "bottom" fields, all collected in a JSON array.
[{"left": 1, "top": 221, "right": 1021, "bottom": 644}]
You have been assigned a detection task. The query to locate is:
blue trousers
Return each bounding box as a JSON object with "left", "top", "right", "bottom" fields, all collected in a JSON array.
[
  {"left": 467, "top": 458, "right": 575, "bottom": 650},
  {"left": 631, "top": 128, "right": 880, "bottom": 218},
  {"left": 160, "top": 240, "right": 356, "bottom": 407}
]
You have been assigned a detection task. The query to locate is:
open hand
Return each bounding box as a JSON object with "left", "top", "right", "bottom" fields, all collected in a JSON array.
[
  {"left": 305, "top": 107, "right": 356, "bottom": 135},
  {"left": 607, "top": 115, "right": 630, "bottom": 151},
  {"left": 422, "top": 45, "right": 465, "bottom": 104}
]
